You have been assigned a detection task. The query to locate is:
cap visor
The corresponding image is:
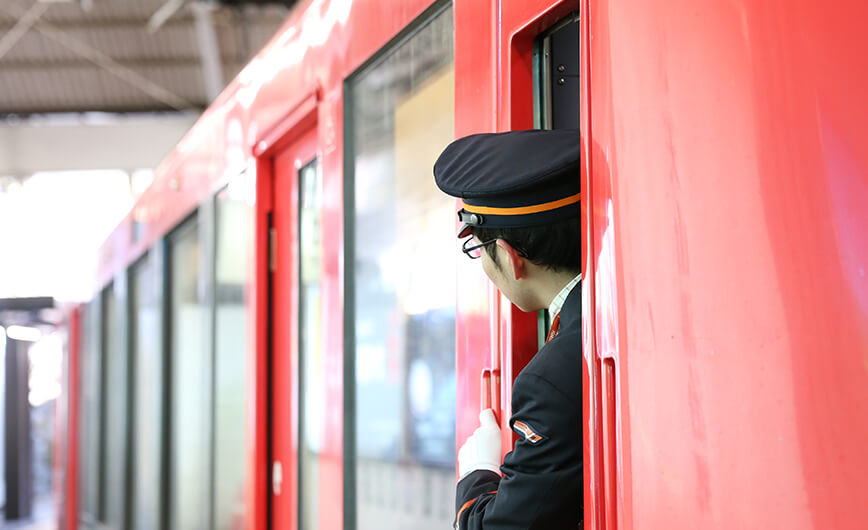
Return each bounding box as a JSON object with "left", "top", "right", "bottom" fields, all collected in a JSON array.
[{"left": 457, "top": 224, "right": 472, "bottom": 238}]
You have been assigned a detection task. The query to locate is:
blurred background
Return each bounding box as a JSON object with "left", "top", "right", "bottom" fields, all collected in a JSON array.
[{"left": 0, "top": 1, "right": 291, "bottom": 526}]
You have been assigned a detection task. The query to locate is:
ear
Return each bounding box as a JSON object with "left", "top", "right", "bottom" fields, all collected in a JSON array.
[{"left": 496, "top": 239, "right": 527, "bottom": 280}]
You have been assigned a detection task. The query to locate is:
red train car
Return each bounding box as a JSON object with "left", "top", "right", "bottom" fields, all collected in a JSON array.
[{"left": 56, "top": 0, "right": 868, "bottom": 529}]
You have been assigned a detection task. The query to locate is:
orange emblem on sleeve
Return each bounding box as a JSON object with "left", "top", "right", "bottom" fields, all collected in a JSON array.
[{"left": 513, "top": 420, "right": 546, "bottom": 444}]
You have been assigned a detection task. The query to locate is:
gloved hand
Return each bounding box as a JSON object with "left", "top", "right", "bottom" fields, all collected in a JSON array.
[{"left": 457, "top": 409, "right": 502, "bottom": 480}]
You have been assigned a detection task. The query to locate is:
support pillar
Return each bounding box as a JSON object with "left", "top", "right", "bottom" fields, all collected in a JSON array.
[{"left": 4, "top": 337, "right": 32, "bottom": 521}]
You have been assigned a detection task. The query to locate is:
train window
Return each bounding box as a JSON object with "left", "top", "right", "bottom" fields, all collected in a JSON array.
[
  {"left": 297, "top": 156, "right": 326, "bottom": 527},
  {"left": 78, "top": 299, "right": 101, "bottom": 526},
  {"left": 347, "top": 4, "right": 455, "bottom": 528},
  {"left": 213, "top": 185, "right": 252, "bottom": 529},
  {"left": 298, "top": 158, "right": 323, "bottom": 530},
  {"left": 130, "top": 251, "right": 165, "bottom": 530},
  {"left": 97, "top": 287, "right": 110, "bottom": 522},
  {"left": 167, "top": 218, "right": 211, "bottom": 530},
  {"left": 100, "top": 281, "right": 131, "bottom": 528}
]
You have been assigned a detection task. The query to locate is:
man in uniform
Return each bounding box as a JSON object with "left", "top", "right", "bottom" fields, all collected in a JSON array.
[{"left": 433, "top": 129, "right": 582, "bottom": 529}]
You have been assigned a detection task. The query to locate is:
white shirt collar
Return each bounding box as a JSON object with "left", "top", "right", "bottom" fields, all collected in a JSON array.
[{"left": 548, "top": 273, "right": 582, "bottom": 319}]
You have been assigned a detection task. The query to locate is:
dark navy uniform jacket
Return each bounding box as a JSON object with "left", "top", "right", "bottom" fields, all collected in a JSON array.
[{"left": 455, "top": 285, "right": 582, "bottom": 529}]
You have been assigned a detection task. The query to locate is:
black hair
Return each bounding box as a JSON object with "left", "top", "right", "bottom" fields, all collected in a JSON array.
[{"left": 470, "top": 216, "right": 580, "bottom": 274}]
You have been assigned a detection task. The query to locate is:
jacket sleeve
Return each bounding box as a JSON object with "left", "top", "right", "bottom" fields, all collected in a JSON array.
[{"left": 454, "top": 372, "right": 582, "bottom": 529}]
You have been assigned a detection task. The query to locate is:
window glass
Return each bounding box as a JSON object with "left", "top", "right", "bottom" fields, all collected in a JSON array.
[
  {"left": 350, "top": 6, "right": 456, "bottom": 528},
  {"left": 299, "top": 159, "right": 322, "bottom": 530},
  {"left": 78, "top": 300, "right": 101, "bottom": 524},
  {"left": 131, "top": 253, "right": 163, "bottom": 530},
  {"left": 213, "top": 186, "right": 252, "bottom": 529},
  {"left": 168, "top": 220, "right": 209, "bottom": 530},
  {"left": 101, "top": 283, "right": 129, "bottom": 528}
]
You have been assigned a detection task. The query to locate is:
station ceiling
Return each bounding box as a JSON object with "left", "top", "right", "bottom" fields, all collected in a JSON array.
[{"left": 0, "top": 0, "right": 292, "bottom": 115}]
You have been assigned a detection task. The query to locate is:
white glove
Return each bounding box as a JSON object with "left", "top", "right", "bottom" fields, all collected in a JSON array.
[{"left": 458, "top": 409, "right": 502, "bottom": 480}]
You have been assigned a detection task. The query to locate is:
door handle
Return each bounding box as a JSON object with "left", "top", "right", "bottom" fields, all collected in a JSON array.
[{"left": 481, "top": 368, "right": 501, "bottom": 424}]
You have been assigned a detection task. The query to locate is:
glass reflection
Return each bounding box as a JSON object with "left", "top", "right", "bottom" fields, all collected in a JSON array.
[
  {"left": 169, "top": 221, "right": 209, "bottom": 530},
  {"left": 299, "top": 159, "right": 322, "bottom": 530},
  {"left": 214, "top": 187, "right": 252, "bottom": 530},
  {"left": 131, "top": 254, "right": 163, "bottom": 530},
  {"left": 78, "top": 300, "right": 101, "bottom": 525},
  {"left": 351, "top": 7, "right": 456, "bottom": 529},
  {"left": 101, "top": 284, "right": 128, "bottom": 527}
]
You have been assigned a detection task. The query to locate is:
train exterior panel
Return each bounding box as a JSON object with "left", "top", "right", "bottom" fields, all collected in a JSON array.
[
  {"left": 54, "top": 0, "right": 868, "bottom": 529},
  {"left": 583, "top": 1, "right": 868, "bottom": 529}
]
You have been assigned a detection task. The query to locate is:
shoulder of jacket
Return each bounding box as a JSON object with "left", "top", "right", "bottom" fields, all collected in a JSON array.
[{"left": 515, "top": 331, "right": 580, "bottom": 397}]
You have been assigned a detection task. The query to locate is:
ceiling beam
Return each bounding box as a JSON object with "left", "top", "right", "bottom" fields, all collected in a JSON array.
[
  {"left": 0, "top": 103, "right": 207, "bottom": 116},
  {"left": 0, "top": 56, "right": 241, "bottom": 71},
  {"left": 0, "top": 2, "right": 48, "bottom": 61},
  {"left": 0, "top": 16, "right": 191, "bottom": 31},
  {"left": 148, "top": 0, "right": 187, "bottom": 32},
  {"left": 192, "top": 2, "right": 225, "bottom": 102},
  {"left": 0, "top": 2, "right": 198, "bottom": 111},
  {"left": 0, "top": 11, "right": 284, "bottom": 32}
]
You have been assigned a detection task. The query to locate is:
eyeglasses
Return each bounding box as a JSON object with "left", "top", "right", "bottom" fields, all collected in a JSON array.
[{"left": 462, "top": 237, "right": 498, "bottom": 259}]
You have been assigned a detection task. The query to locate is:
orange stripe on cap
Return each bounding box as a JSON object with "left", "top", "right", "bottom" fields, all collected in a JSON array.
[{"left": 462, "top": 192, "right": 580, "bottom": 216}]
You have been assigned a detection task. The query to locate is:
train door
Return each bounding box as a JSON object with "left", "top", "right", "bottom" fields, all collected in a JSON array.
[{"left": 268, "top": 119, "right": 319, "bottom": 530}]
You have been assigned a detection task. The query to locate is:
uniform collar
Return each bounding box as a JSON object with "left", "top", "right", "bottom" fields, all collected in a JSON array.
[{"left": 548, "top": 273, "right": 582, "bottom": 319}]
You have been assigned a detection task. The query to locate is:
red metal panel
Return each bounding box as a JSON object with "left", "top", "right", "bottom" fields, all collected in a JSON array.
[
  {"left": 453, "top": 0, "right": 498, "bottom": 463},
  {"left": 586, "top": 1, "right": 868, "bottom": 529},
  {"left": 579, "top": 1, "right": 598, "bottom": 528}
]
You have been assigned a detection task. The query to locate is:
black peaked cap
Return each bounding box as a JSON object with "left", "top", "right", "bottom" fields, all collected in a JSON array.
[{"left": 433, "top": 129, "right": 580, "bottom": 237}]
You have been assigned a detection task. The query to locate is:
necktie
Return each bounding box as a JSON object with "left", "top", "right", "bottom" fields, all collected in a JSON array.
[{"left": 545, "top": 313, "right": 560, "bottom": 344}]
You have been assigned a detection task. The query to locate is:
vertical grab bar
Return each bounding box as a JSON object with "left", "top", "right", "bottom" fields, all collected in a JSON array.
[
  {"left": 481, "top": 368, "right": 501, "bottom": 424},
  {"left": 600, "top": 358, "right": 618, "bottom": 530}
]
